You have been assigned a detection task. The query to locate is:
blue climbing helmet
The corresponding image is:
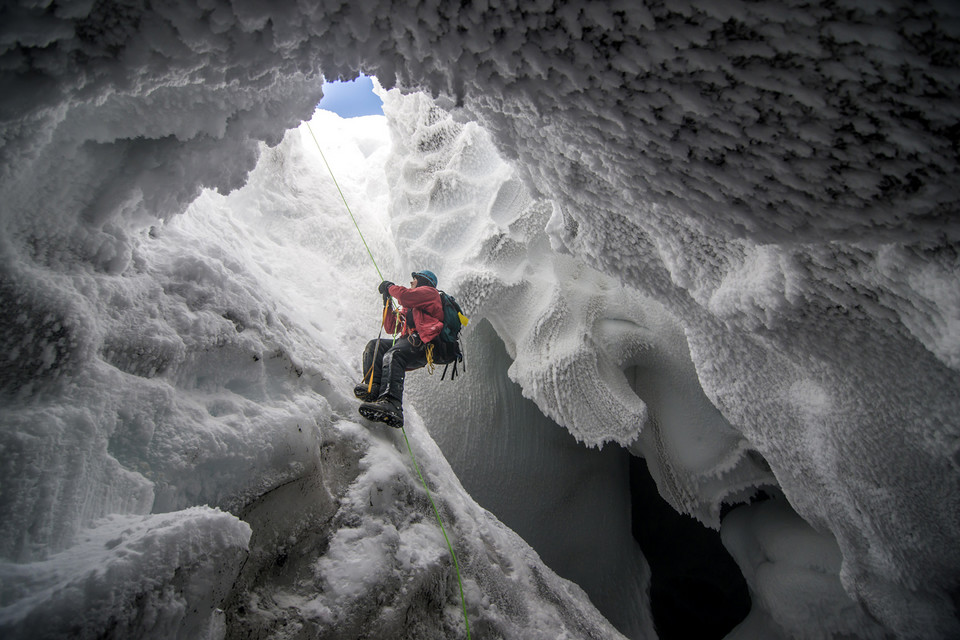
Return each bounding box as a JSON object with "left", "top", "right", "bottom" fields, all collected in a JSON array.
[{"left": 412, "top": 269, "right": 438, "bottom": 288}]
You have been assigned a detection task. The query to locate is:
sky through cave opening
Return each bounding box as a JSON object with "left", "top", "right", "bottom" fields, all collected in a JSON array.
[{"left": 319, "top": 75, "right": 384, "bottom": 118}]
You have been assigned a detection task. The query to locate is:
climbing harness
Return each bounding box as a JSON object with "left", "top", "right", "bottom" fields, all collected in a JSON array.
[{"left": 306, "top": 120, "right": 471, "bottom": 639}]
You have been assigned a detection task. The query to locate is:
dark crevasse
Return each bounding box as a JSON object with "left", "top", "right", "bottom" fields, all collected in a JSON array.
[
  {"left": 407, "top": 319, "right": 653, "bottom": 639},
  {"left": 630, "top": 456, "right": 750, "bottom": 639}
]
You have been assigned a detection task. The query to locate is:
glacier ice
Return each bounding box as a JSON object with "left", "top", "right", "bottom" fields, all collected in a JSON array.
[
  {"left": 0, "top": 110, "right": 628, "bottom": 640},
  {"left": 0, "top": 508, "right": 250, "bottom": 639},
  {"left": 2, "top": 1, "right": 959, "bottom": 639}
]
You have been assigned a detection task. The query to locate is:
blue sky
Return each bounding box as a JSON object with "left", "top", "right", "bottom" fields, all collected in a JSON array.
[{"left": 318, "top": 75, "right": 384, "bottom": 117}]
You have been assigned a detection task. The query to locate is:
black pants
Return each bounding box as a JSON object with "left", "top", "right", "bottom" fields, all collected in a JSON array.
[{"left": 362, "top": 336, "right": 427, "bottom": 402}]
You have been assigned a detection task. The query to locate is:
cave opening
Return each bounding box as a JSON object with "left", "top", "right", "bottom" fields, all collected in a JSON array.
[{"left": 630, "top": 456, "right": 750, "bottom": 639}]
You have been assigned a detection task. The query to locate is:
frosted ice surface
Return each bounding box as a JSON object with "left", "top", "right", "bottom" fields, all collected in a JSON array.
[
  {"left": 0, "top": 108, "right": 628, "bottom": 638},
  {"left": 2, "top": 1, "right": 959, "bottom": 638},
  {"left": 722, "top": 500, "right": 888, "bottom": 640},
  {"left": 407, "top": 319, "right": 655, "bottom": 639},
  {"left": 0, "top": 507, "right": 251, "bottom": 640},
  {"left": 385, "top": 90, "right": 777, "bottom": 533}
]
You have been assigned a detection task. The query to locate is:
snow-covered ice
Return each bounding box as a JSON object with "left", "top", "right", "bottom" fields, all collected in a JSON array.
[
  {"left": 1, "top": 108, "right": 628, "bottom": 639},
  {"left": 2, "top": 1, "right": 959, "bottom": 639}
]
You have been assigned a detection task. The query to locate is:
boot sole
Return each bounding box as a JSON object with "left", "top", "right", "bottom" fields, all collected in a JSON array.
[{"left": 358, "top": 404, "right": 404, "bottom": 428}]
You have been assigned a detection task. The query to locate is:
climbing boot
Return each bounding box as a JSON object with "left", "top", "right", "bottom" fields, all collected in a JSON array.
[
  {"left": 354, "top": 383, "right": 379, "bottom": 402},
  {"left": 358, "top": 397, "right": 404, "bottom": 428}
]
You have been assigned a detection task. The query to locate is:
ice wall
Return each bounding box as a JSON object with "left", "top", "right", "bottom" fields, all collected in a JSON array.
[
  {"left": 375, "top": 6, "right": 960, "bottom": 637},
  {"left": 0, "top": 110, "right": 629, "bottom": 638},
  {"left": 380, "top": 89, "right": 893, "bottom": 639},
  {"left": 382, "top": 90, "right": 761, "bottom": 637},
  {"left": 408, "top": 317, "right": 654, "bottom": 639}
]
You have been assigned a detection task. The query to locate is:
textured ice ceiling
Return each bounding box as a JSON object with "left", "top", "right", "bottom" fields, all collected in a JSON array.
[{"left": 1, "top": 1, "right": 959, "bottom": 639}]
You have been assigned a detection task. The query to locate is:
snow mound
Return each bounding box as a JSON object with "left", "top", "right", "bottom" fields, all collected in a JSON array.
[{"left": 0, "top": 507, "right": 250, "bottom": 640}]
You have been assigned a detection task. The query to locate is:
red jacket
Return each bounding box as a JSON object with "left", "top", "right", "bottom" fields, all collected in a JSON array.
[{"left": 384, "top": 284, "right": 444, "bottom": 343}]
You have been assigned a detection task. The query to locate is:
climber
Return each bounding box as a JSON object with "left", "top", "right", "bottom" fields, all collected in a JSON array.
[{"left": 355, "top": 269, "right": 444, "bottom": 428}]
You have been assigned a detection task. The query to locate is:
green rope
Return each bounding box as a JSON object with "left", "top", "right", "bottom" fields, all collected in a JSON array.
[
  {"left": 401, "top": 427, "right": 471, "bottom": 639},
  {"left": 304, "top": 120, "right": 383, "bottom": 282},
  {"left": 306, "top": 118, "right": 470, "bottom": 638}
]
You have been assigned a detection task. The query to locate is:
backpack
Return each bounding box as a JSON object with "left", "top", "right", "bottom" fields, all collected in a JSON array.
[{"left": 431, "top": 291, "right": 467, "bottom": 378}]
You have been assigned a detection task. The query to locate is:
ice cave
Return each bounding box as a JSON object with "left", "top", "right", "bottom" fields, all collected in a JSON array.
[{"left": 1, "top": 1, "right": 958, "bottom": 639}]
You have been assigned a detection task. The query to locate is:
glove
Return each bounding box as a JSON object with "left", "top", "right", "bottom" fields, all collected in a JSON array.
[{"left": 378, "top": 280, "right": 394, "bottom": 301}]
